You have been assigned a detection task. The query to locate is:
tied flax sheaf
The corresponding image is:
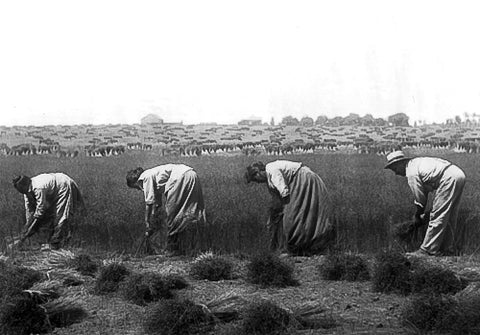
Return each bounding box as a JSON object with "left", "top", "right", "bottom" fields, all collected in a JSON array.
[{"left": 0, "top": 252, "right": 89, "bottom": 334}]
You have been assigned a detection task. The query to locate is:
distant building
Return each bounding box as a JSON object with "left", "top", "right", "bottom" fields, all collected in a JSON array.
[
  {"left": 141, "top": 114, "right": 164, "bottom": 125},
  {"left": 238, "top": 116, "right": 262, "bottom": 126}
]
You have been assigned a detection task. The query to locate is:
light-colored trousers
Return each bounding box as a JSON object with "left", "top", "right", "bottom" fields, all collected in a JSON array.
[
  {"left": 25, "top": 177, "right": 84, "bottom": 247},
  {"left": 421, "top": 165, "right": 466, "bottom": 255}
]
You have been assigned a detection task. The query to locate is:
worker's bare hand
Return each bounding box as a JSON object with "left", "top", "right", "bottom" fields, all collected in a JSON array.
[
  {"left": 413, "top": 215, "right": 423, "bottom": 228},
  {"left": 145, "top": 227, "right": 155, "bottom": 237}
]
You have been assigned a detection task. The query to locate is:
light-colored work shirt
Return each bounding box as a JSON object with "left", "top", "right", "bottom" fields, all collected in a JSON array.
[
  {"left": 265, "top": 160, "right": 302, "bottom": 198},
  {"left": 138, "top": 164, "right": 193, "bottom": 204},
  {"left": 406, "top": 157, "right": 452, "bottom": 208},
  {"left": 25, "top": 173, "right": 73, "bottom": 219}
]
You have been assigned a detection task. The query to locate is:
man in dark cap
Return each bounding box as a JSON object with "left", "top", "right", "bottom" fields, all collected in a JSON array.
[
  {"left": 126, "top": 163, "right": 206, "bottom": 255},
  {"left": 12, "top": 173, "right": 85, "bottom": 250}
]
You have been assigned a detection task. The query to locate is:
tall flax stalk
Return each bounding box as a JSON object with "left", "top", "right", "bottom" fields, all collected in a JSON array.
[{"left": 1, "top": 152, "right": 479, "bottom": 255}]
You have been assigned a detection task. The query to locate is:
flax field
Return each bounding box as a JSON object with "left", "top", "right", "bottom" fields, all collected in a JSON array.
[{"left": 1, "top": 151, "right": 479, "bottom": 255}]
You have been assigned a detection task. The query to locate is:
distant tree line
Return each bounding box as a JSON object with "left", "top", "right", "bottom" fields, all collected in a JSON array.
[{"left": 279, "top": 113, "right": 410, "bottom": 127}]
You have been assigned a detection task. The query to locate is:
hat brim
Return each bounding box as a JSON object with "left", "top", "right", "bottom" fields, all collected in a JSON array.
[{"left": 384, "top": 157, "right": 410, "bottom": 169}]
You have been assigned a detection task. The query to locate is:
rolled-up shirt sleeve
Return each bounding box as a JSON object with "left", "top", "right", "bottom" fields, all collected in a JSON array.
[
  {"left": 407, "top": 175, "right": 427, "bottom": 208},
  {"left": 269, "top": 170, "right": 290, "bottom": 198},
  {"left": 24, "top": 194, "right": 35, "bottom": 222},
  {"left": 141, "top": 176, "right": 156, "bottom": 205},
  {"left": 33, "top": 188, "right": 48, "bottom": 218}
]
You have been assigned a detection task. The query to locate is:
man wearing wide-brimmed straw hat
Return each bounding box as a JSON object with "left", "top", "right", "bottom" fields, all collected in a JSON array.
[{"left": 384, "top": 150, "right": 466, "bottom": 256}]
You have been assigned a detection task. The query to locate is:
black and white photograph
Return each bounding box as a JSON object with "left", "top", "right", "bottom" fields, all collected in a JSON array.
[{"left": 1, "top": 1, "right": 480, "bottom": 334}]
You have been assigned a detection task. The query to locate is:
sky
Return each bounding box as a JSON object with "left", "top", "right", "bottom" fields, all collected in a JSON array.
[{"left": 1, "top": 0, "right": 480, "bottom": 126}]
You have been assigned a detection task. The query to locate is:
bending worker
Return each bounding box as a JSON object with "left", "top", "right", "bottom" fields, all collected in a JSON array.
[
  {"left": 126, "top": 164, "right": 206, "bottom": 255},
  {"left": 384, "top": 150, "right": 466, "bottom": 256},
  {"left": 12, "top": 173, "right": 85, "bottom": 250},
  {"left": 245, "top": 160, "right": 334, "bottom": 256}
]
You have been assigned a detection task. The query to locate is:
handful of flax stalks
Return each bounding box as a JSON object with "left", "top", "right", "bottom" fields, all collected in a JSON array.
[
  {"left": 4, "top": 235, "right": 23, "bottom": 251},
  {"left": 392, "top": 212, "right": 430, "bottom": 244}
]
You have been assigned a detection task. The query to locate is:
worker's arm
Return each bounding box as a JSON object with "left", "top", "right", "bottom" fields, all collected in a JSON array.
[
  {"left": 407, "top": 176, "right": 427, "bottom": 212},
  {"left": 31, "top": 188, "right": 48, "bottom": 219},
  {"left": 413, "top": 204, "right": 425, "bottom": 227},
  {"left": 267, "top": 168, "right": 290, "bottom": 199},
  {"left": 20, "top": 189, "right": 48, "bottom": 241},
  {"left": 142, "top": 175, "right": 161, "bottom": 236},
  {"left": 21, "top": 217, "right": 41, "bottom": 241},
  {"left": 144, "top": 204, "right": 154, "bottom": 235},
  {"left": 152, "top": 188, "right": 163, "bottom": 217},
  {"left": 24, "top": 194, "right": 36, "bottom": 216}
]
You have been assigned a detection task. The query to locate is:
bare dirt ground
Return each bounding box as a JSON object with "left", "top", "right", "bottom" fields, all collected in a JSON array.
[{"left": 6, "top": 249, "right": 480, "bottom": 335}]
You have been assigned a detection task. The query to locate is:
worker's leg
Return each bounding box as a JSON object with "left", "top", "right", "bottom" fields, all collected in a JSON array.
[
  {"left": 441, "top": 167, "right": 466, "bottom": 255},
  {"left": 50, "top": 189, "right": 71, "bottom": 249},
  {"left": 421, "top": 167, "right": 465, "bottom": 255}
]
